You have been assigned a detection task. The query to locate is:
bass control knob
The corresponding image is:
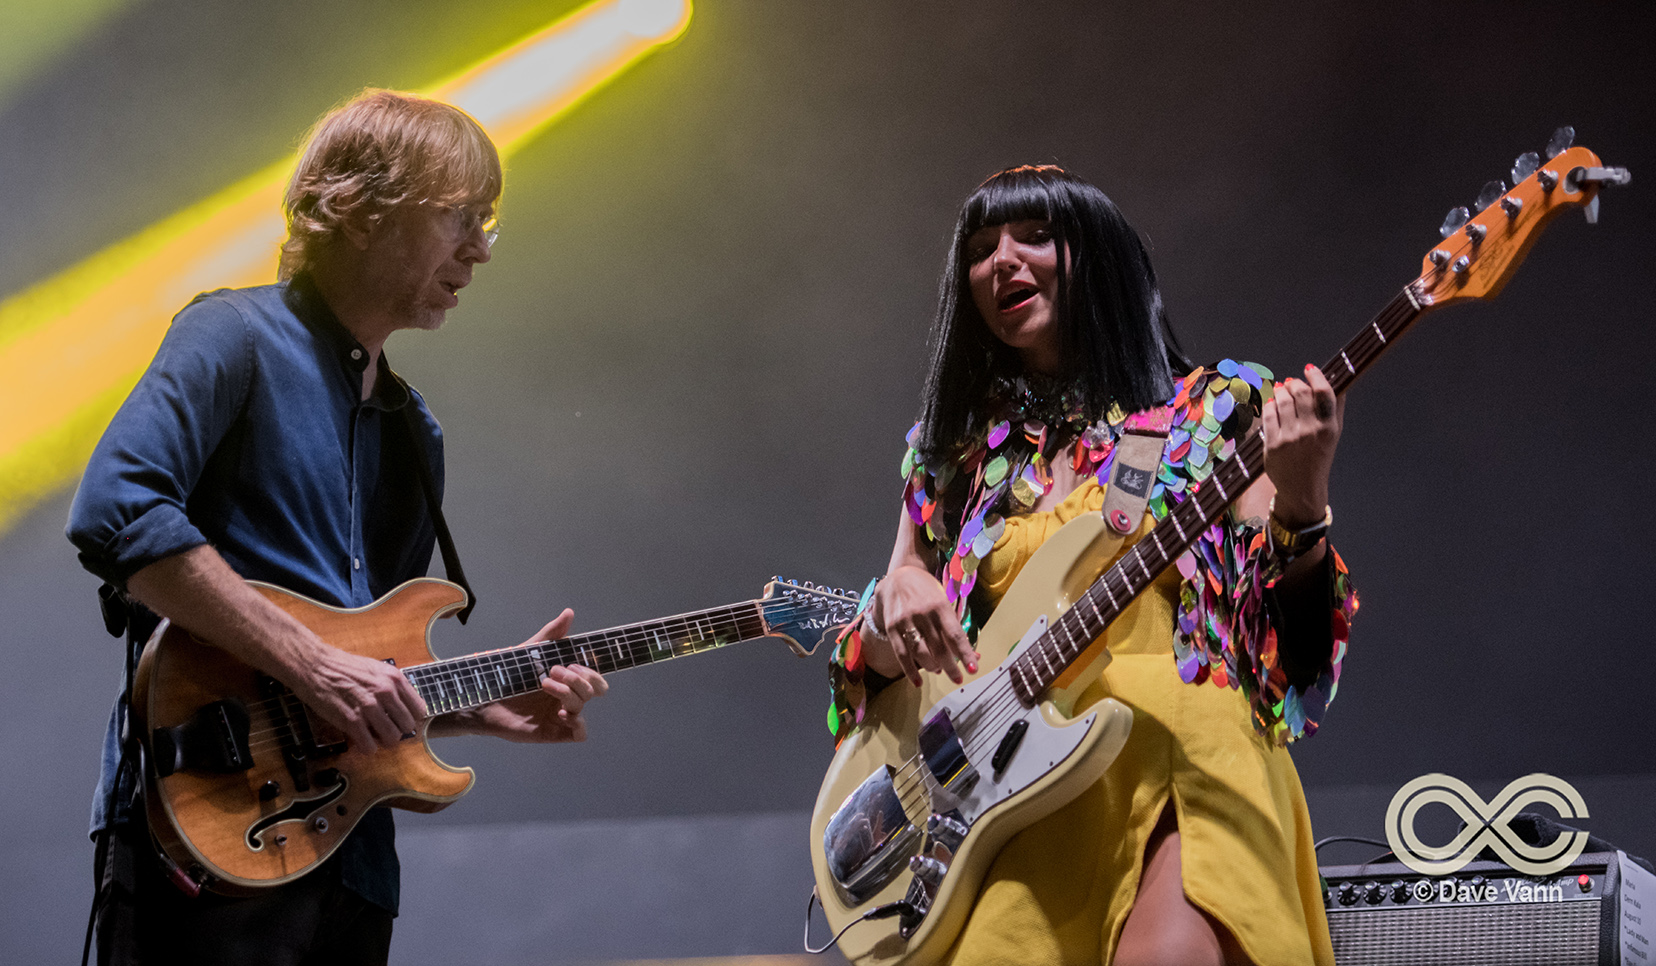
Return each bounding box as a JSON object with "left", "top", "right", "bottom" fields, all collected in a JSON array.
[
  {"left": 1390, "top": 880, "right": 1410, "bottom": 903},
  {"left": 926, "top": 814, "right": 969, "bottom": 851},
  {"left": 1364, "top": 882, "right": 1384, "bottom": 904},
  {"left": 1338, "top": 883, "right": 1358, "bottom": 906},
  {"left": 909, "top": 855, "right": 947, "bottom": 888}
]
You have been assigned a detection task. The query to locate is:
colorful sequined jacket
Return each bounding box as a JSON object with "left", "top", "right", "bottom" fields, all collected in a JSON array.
[{"left": 828, "top": 361, "right": 1358, "bottom": 747}]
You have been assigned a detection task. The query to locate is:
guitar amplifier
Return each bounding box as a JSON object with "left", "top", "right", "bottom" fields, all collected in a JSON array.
[{"left": 1321, "top": 852, "right": 1624, "bottom": 965}]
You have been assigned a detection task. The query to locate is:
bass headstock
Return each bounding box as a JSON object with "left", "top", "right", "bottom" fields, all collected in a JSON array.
[
  {"left": 1414, "top": 128, "right": 1630, "bottom": 310},
  {"left": 759, "top": 577, "right": 861, "bottom": 657}
]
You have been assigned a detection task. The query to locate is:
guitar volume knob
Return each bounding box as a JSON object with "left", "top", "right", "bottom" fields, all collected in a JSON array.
[
  {"left": 909, "top": 855, "right": 947, "bottom": 888},
  {"left": 926, "top": 814, "right": 969, "bottom": 851}
]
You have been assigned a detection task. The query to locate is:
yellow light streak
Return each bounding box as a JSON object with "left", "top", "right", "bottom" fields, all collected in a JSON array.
[{"left": 0, "top": 0, "right": 691, "bottom": 537}]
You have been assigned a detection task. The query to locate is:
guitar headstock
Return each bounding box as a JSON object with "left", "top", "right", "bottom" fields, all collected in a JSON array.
[
  {"left": 1414, "top": 129, "right": 1630, "bottom": 309},
  {"left": 759, "top": 578, "right": 861, "bottom": 657}
]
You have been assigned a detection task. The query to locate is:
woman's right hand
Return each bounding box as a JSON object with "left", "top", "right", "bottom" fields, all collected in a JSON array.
[{"left": 863, "top": 565, "right": 980, "bottom": 686}]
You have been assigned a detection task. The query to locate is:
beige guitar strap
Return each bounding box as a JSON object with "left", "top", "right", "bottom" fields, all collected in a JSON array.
[{"left": 1099, "top": 415, "right": 1171, "bottom": 537}]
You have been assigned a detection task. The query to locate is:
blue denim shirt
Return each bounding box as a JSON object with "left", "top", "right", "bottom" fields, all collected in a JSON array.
[{"left": 67, "top": 273, "right": 445, "bottom": 914}]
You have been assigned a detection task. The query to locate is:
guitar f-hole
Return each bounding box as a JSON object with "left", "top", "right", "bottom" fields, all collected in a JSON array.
[{"left": 246, "top": 777, "right": 349, "bottom": 851}]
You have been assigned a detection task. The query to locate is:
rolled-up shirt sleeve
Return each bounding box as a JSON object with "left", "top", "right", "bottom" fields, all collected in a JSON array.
[{"left": 67, "top": 293, "right": 253, "bottom": 589}]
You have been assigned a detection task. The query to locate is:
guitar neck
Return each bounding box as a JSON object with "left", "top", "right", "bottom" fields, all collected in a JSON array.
[
  {"left": 1007, "top": 286, "right": 1426, "bottom": 703},
  {"left": 405, "top": 600, "right": 769, "bottom": 716}
]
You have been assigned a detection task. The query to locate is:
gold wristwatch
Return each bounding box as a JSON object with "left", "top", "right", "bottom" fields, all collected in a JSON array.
[{"left": 1267, "top": 496, "right": 1332, "bottom": 559}]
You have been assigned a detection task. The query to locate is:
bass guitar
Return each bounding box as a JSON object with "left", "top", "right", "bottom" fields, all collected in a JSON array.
[
  {"left": 136, "top": 576, "right": 857, "bottom": 894},
  {"left": 807, "top": 132, "right": 1629, "bottom": 964}
]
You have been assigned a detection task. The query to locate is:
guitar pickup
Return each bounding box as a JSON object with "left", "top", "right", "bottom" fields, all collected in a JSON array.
[{"left": 151, "top": 699, "right": 253, "bottom": 777}]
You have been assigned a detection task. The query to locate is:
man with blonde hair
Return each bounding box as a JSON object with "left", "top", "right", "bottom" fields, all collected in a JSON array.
[{"left": 69, "top": 89, "right": 605, "bottom": 965}]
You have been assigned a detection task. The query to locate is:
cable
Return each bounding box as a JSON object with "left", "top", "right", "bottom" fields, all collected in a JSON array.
[
  {"left": 803, "top": 886, "right": 913, "bottom": 955},
  {"left": 1313, "top": 834, "right": 1391, "bottom": 853}
]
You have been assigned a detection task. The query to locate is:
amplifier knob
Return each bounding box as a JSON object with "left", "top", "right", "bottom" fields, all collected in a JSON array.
[
  {"left": 1579, "top": 874, "right": 1593, "bottom": 893},
  {"left": 1390, "top": 880, "right": 1410, "bottom": 903},
  {"left": 1338, "top": 882, "right": 1359, "bottom": 906},
  {"left": 1364, "top": 882, "right": 1384, "bottom": 904}
]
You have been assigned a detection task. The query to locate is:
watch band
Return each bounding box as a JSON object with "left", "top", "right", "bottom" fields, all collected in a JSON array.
[{"left": 1267, "top": 496, "right": 1332, "bottom": 558}]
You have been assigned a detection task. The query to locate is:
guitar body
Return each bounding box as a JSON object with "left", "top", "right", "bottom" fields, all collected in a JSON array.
[
  {"left": 810, "top": 512, "right": 1136, "bottom": 966},
  {"left": 133, "top": 578, "right": 474, "bottom": 894}
]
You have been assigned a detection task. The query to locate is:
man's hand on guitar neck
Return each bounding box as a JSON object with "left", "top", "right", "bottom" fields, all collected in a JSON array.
[
  {"left": 428, "top": 609, "right": 610, "bottom": 742},
  {"left": 127, "top": 545, "right": 429, "bottom": 752}
]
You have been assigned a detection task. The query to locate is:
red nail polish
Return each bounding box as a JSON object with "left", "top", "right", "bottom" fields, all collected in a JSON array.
[{"left": 967, "top": 663, "right": 978, "bottom": 674}]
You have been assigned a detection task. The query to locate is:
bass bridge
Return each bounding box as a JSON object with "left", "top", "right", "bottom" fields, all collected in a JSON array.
[{"left": 823, "top": 707, "right": 984, "bottom": 935}]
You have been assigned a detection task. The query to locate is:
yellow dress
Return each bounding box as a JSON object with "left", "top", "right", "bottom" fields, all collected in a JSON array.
[{"left": 942, "top": 479, "right": 1334, "bottom": 966}]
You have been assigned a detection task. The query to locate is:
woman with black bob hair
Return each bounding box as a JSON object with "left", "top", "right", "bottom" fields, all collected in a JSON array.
[
  {"left": 917, "top": 164, "right": 1189, "bottom": 461},
  {"left": 828, "top": 165, "right": 1357, "bottom": 965}
]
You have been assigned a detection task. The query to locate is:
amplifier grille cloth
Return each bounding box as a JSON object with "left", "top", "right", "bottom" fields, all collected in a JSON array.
[{"left": 1329, "top": 899, "right": 1601, "bottom": 966}]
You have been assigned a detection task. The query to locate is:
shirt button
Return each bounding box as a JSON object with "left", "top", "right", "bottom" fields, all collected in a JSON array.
[
  {"left": 350, "top": 348, "right": 363, "bottom": 361},
  {"left": 353, "top": 557, "right": 361, "bottom": 571}
]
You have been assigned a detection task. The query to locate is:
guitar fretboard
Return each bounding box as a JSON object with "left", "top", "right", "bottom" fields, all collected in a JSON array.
[
  {"left": 404, "top": 603, "right": 769, "bottom": 715},
  {"left": 1006, "top": 285, "right": 1424, "bottom": 704}
]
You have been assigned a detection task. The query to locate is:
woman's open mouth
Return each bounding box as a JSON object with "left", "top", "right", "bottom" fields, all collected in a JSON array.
[{"left": 998, "top": 285, "right": 1038, "bottom": 312}]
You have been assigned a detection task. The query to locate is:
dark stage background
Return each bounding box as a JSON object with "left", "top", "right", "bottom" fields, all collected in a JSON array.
[{"left": 2, "top": 0, "right": 1652, "bottom": 961}]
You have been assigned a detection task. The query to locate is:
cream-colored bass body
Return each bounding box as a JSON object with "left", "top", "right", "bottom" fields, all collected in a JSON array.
[{"left": 809, "top": 510, "right": 1136, "bottom": 966}]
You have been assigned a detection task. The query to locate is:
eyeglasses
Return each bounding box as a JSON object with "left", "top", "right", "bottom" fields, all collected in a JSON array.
[{"left": 423, "top": 201, "right": 500, "bottom": 248}]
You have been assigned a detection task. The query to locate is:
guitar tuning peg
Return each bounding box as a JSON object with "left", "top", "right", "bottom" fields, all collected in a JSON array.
[
  {"left": 1545, "top": 125, "right": 1575, "bottom": 160},
  {"left": 1511, "top": 151, "right": 1540, "bottom": 184},
  {"left": 1439, "top": 206, "right": 1471, "bottom": 238},
  {"left": 1473, "top": 180, "right": 1505, "bottom": 213}
]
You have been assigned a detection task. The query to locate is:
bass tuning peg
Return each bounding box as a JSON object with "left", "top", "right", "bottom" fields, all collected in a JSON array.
[
  {"left": 1473, "top": 180, "right": 1505, "bottom": 213},
  {"left": 1545, "top": 126, "right": 1575, "bottom": 160},
  {"left": 1439, "top": 206, "right": 1471, "bottom": 238},
  {"left": 1511, "top": 151, "right": 1540, "bottom": 184}
]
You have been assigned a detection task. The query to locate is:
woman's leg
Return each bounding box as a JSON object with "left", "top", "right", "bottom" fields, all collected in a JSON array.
[{"left": 1113, "top": 804, "right": 1252, "bottom": 966}]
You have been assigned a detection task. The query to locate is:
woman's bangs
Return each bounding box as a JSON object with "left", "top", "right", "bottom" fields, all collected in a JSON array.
[{"left": 962, "top": 174, "right": 1057, "bottom": 236}]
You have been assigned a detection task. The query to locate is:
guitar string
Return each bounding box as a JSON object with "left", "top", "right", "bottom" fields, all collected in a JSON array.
[
  {"left": 233, "top": 606, "right": 823, "bottom": 752},
  {"left": 229, "top": 599, "right": 847, "bottom": 749},
  {"left": 232, "top": 605, "right": 788, "bottom": 749}
]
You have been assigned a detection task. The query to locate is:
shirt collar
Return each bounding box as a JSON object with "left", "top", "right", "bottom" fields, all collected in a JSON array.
[{"left": 284, "top": 271, "right": 411, "bottom": 411}]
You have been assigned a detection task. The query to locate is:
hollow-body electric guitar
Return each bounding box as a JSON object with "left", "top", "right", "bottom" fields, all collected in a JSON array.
[
  {"left": 136, "top": 576, "right": 857, "bottom": 894},
  {"left": 808, "top": 133, "right": 1630, "bottom": 964}
]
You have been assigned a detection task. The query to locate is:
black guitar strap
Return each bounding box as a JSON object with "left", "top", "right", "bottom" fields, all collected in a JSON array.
[{"left": 400, "top": 404, "right": 477, "bottom": 624}]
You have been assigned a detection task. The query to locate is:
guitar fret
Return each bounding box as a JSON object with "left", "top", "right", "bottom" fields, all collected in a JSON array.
[
  {"left": 1211, "top": 474, "right": 1228, "bottom": 502},
  {"left": 1373, "top": 319, "right": 1389, "bottom": 343},
  {"left": 1084, "top": 594, "right": 1105, "bottom": 628},
  {"left": 1058, "top": 619, "right": 1077, "bottom": 657}
]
